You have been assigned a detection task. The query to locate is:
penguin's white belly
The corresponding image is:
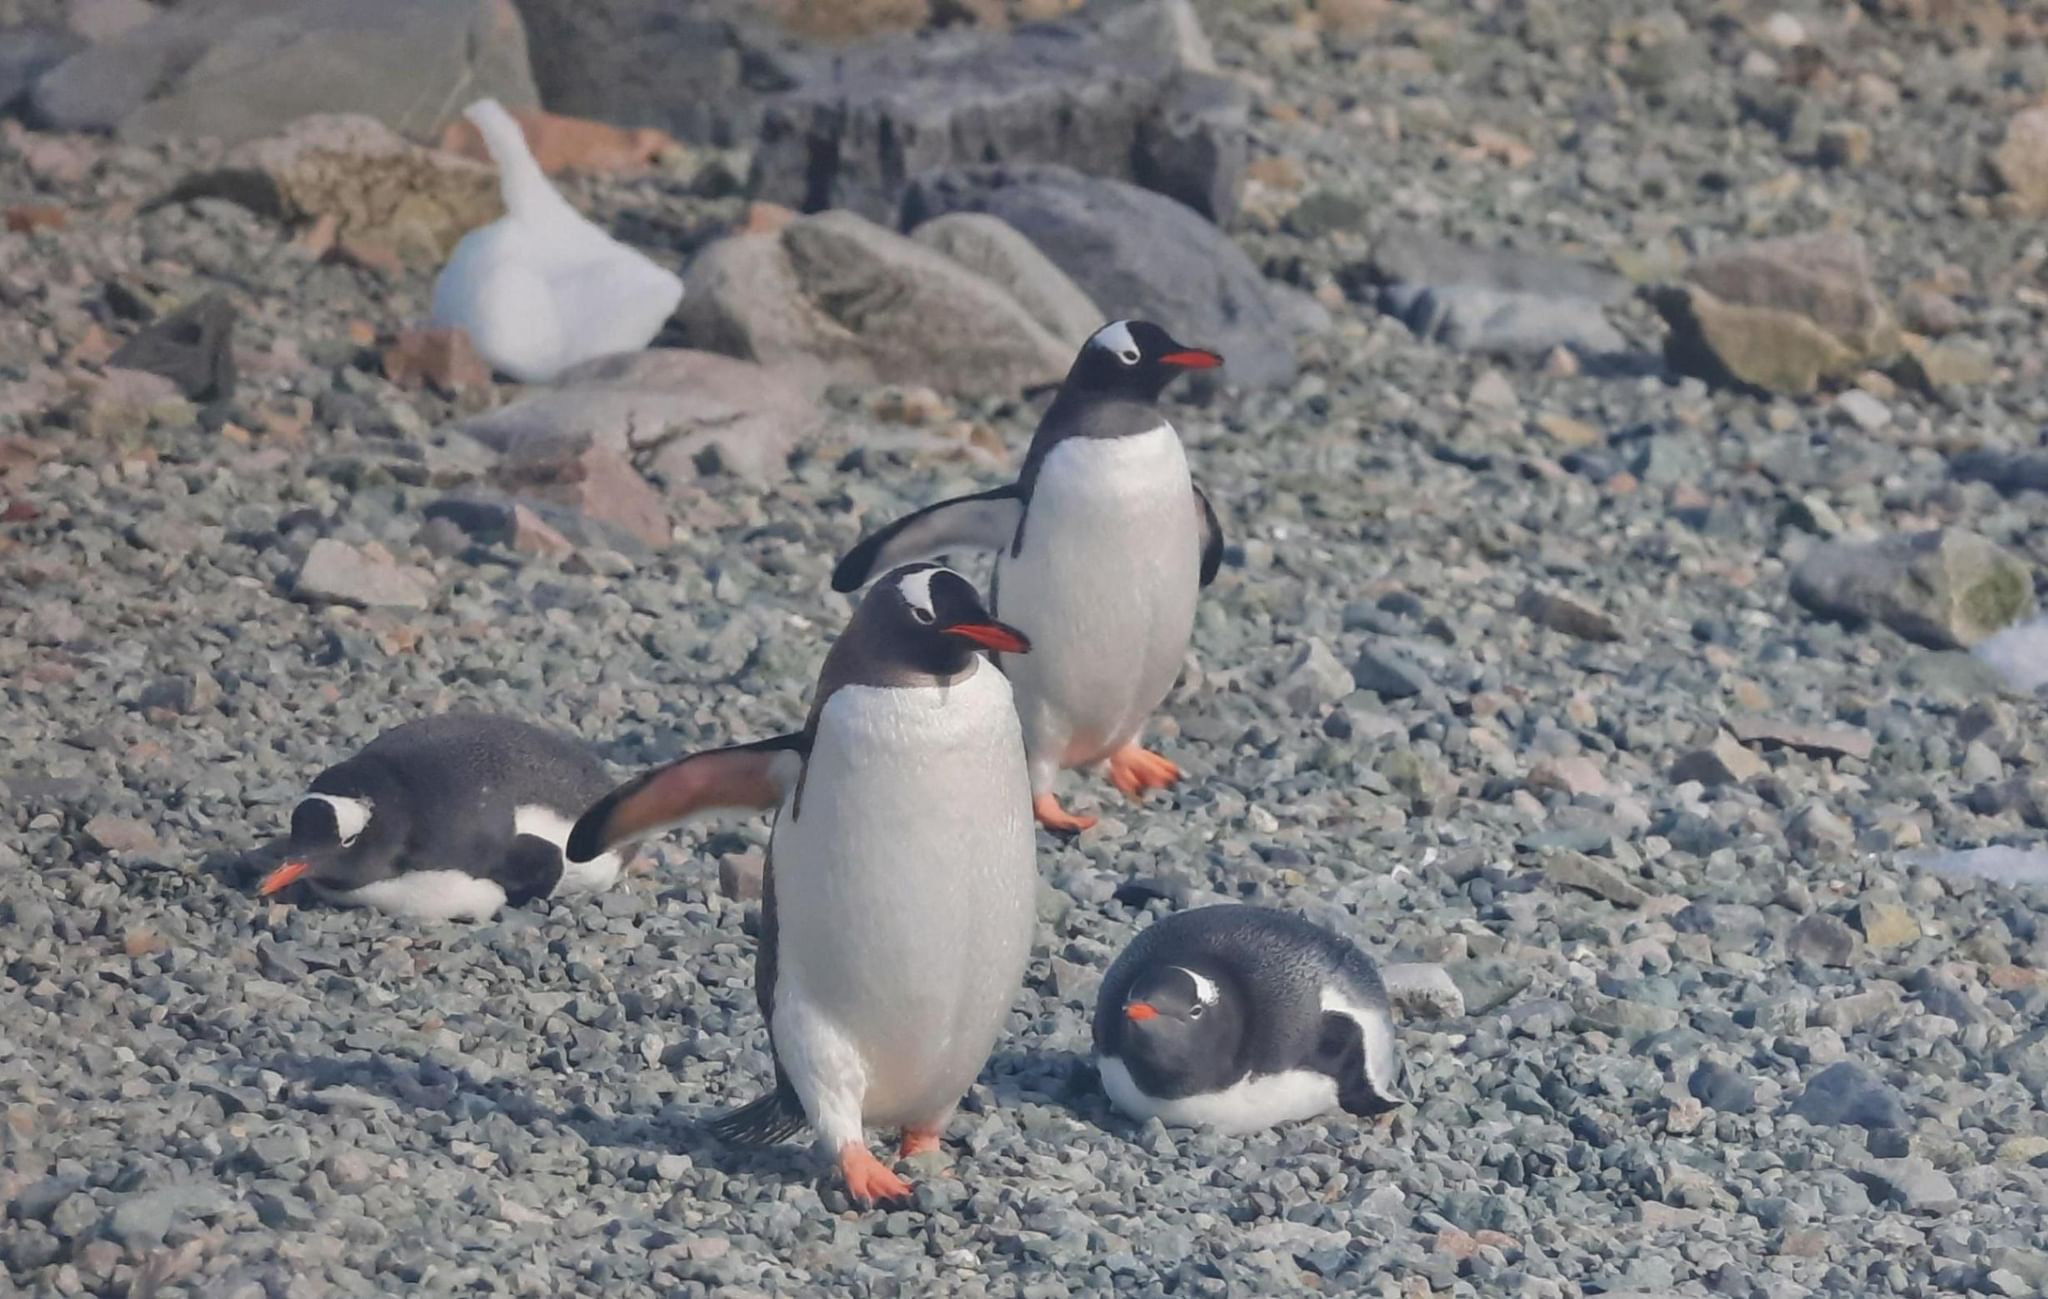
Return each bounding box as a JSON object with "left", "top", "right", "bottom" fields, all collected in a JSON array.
[
  {"left": 1097, "top": 1055, "right": 1338, "bottom": 1134},
  {"left": 772, "top": 664, "right": 1036, "bottom": 1126},
  {"left": 512, "top": 803, "right": 622, "bottom": 895},
  {"left": 996, "top": 427, "right": 1201, "bottom": 765},
  {"left": 320, "top": 872, "right": 508, "bottom": 922}
]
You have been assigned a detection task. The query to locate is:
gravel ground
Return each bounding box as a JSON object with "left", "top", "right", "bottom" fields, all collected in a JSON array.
[{"left": 5, "top": 1, "right": 2048, "bottom": 1296}]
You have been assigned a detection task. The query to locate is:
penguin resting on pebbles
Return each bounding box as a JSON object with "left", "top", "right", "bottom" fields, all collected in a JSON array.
[
  {"left": 257, "top": 713, "right": 621, "bottom": 922},
  {"left": 1093, "top": 905, "right": 1403, "bottom": 1133},
  {"left": 566, "top": 563, "right": 1038, "bottom": 1207},
  {"left": 830, "top": 319, "right": 1225, "bottom": 834}
]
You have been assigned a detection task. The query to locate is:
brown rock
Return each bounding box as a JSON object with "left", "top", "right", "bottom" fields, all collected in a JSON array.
[
  {"left": 1655, "top": 285, "right": 1858, "bottom": 396},
  {"left": 718, "top": 851, "right": 765, "bottom": 901},
  {"left": 763, "top": 0, "right": 931, "bottom": 40},
  {"left": 1992, "top": 106, "right": 2048, "bottom": 216},
  {"left": 123, "top": 927, "right": 167, "bottom": 958},
  {"left": 383, "top": 327, "right": 492, "bottom": 397},
  {"left": 83, "top": 814, "right": 160, "bottom": 855},
  {"left": 1686, "top": 232, "right": 1898, "bottom": 359},
  {"left": 1816, "top": 121, "right": 1871, "bottom": 169},
  {"left": 4, "top": 204, "right": 68, "bottom": 233},
  {"left": 1516, "top": 588, "right": 1622, "bottom": 642},
  {"left": 1671, "top": 730, "right": 1767, "bottom": 785},
  {"left": 739, "top": 202, "right": 798, "bottom": 236},
  {"left": 168, "top": 114, "right": 501, "bottom": 263},
  {"left": 437, "top": 105, "right": 676, "bottom": 177},
  {"left": 493, "top": 433, "right": 672, "bottom": 549},
  {"left": 294, "top": 538, "right": 435, "bottom": 610}
]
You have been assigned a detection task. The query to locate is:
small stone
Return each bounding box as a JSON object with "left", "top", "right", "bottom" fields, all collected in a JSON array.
[
  {"left": 1787, "top": 913, "right": 1857, "bottom": 966},
  {"left": 1352, "top": 644, "right": 1431, "bottom": 700},
  {"left": 83, "top": 814, "right": 160, "bottom": 855},
  {"left": 1532, "top": 411, "right": 1601, "bottom": 447},
  {"left": 383, "top": 327, "right": 491, "bottom": 397},
  {"left": 1379, "top": 963, "right": 1465, "bottom": 1019},
  {"left": 123, "top": 928, "right": 166, "bottom": 957},
  {"left": 138, "top": 672, "right": 222, "bottom": 716},
  {"left": 1467, "top": 369, "right": 1518, "bottom": 412},
  {"left": 1895, "top": 338, "right": 1995, "bottom": 394},
  {"left": 1527, "top": 755, "right": 1609, "bottom": 798},
  {"left": 109, "top": 293, "right": 238, "bottom": 402},
  {"left": 1816, "top": 121, "right": 1871, "bottom": 169},
  {"left": 1542, "top": 852, "right": 1648, "bottom": 907},
  {"left": 1997, "top": 1136, "right": 2048, "bottom": 1164},
  {"left": 4, "top": 204, "right": 68, "bottom": 233},
  {"left": 294, "top": 538, "right": 434, "bottom": 610},
  {"left": 1688, "top": 1060, "right": 1758, "bottom": 1113},
  {"left": 1791, "top": 529, "right": 2035, "bottom": 650},
  {"left": 1856, "top": 898, "right": 1921, "bottom": 949},
  {"left": 1281, "top": 638, "right": 1354, "bottom": 715},
  {"left": 718, "top": 852, "right": 764, "bottom": 902},
  {"left": 1670, "top": 730, "right": 1766, "bottom": 785},
  {"left": 1992, "top": 105, "right": 2048, "bottom": 215},
  {"left": 1515, "top": 588, "right": 1622, "bottom": 642},
  {"left": 1830, "top": 389, "right": 1890, "bottom": 432},
  {"left": 1787, "top": 803, "right": 1854, "bottom": 857},
  {"left": 1815, "top": 985, "right": 1903, "bottom": 1032}
]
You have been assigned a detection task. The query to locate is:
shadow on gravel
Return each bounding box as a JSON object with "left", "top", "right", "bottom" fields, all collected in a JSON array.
[
  {"left": 262, "top": 1051, "right": 819, "bottom": 1181},
  {"left": 985, "top": 1047, "right": 1106, "bottom": 1119}
]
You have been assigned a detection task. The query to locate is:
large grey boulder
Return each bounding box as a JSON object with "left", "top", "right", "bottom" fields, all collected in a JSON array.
[
  {"left": 1353, "top": 229, "right": 1630, "bottom": 357},
  {"left": 30, "top": 0, "right": 537, "bottom": 145},
  {"left": 909, "top": 213, "right": 1103, "bottom": 349},
  {"left": 677, "top": 209, "right": 1074, "bottom": 398},
  {"left": 904, "top": 164, "right": 1296, "bottom": 386},
  {"left": 1790, "top": 529, "right": 2036, "bottom": 650}
]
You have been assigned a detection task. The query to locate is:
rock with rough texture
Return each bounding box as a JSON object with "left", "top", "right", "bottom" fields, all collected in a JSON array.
[
  {"left": 30, "top": 0, "right": 537, "bottom": 145},
  {"left": 1992, "top": 106, "right": 2048, "bottom": 216},
  {"left": 1515, "top": 588, "right": 1622, "bottom": 642},
  {"left": 1379, "top": 963, "right": 1465, "bottom": 1019},
  {"left": 1670, "top": 731, "right": 1766, "bottom": 785},
  {"left": 1791, "top": 1060, "right": 1907, "bottom": 1130},
  {"left": 489, "top": 433, "right": 673, "bottom": 550},
  {"left": 293, "top": 539, "right": 434, "bottom": 610},
  {"left": 1857, "top": 1158, "right": 1959, "bottom": 1212},
  {"left": 82, "top": 813, "right": 160, "bottom": 855},
  {"left": 1542, "top": 852, "right": 1648, "bottom": 907},
  {"left": 167, "top": 114, "right": 502, "bottom": 262},
  {"left": 1728, "top": 717, "right": 1874, "bottom": 762},
  {"left": 910, "top": 213, "right": 1103, "bottom": 348},
  {"left": 0, "top": 25, "right": 81, "bottom": 113},
  {"left": 1790, "top": 529, "right": 2036, "bottom": 650},
  {"left": 1657, "top": 232, "right": 1899, "bottom": 394},
  {"left": 1353, "top": 230, "right": 1629, "bottom": 357},
  {"left": 108, "top": 293, "right": 236, "bottom": 402},
  {"left": 678, "top": 211, "right": 1071, "bottom": 398},
  {"left": 437, "top": 105, "right": 677, "bottom": 178},
  {"left": 460, "top": 349, "right": 824, "bottom": 485},
  {"left": 902, "top": 164, "right": 1296, "bottom": 386},
  {"left": 749, "top": 1, "right": 1241, "bottom": 223}
]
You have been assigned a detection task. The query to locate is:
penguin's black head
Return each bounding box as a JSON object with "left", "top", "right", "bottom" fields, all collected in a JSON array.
[
  {"left": 258, "top": 772, "right": 408, "bottom": 897},
  {"left": 1065, "top": 320, "right": 1223, "bottom": 402},
  {"left": 1119, "top": 961, "right": 1246, "bottom": 1085},
  {"left": 871, "top": 563, "right": 1031, "bottom": 674}
]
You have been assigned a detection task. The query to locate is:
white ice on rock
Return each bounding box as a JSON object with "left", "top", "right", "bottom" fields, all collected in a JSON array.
[{"left": 430, "top": 99, "right": 683, "bottom": 384}]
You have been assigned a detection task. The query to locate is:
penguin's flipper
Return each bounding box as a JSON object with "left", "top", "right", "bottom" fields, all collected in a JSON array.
[
  {"left": 1193, "top": 484, "right": 1224, "bottom": 587},
  {"left": 489, "top": 834, "right": 568, "bottom": 906},
  {"left": 705, "top": 1077, "right": 808, "bottom": 1146},
  {"left": 566, "top": 733, "right": 807, "bottom": 863},
  {"left": 830, "top": 486, "right": 1024, "bottom": 592},
  {"left": 1314, "top": 1009, "right": 1403, "bottom": 1118}
]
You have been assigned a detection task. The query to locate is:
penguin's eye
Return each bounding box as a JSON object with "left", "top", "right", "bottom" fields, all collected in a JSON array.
[
  {"left": 1117, "top": 347, "right": 1140, "bottom": 365},
  {"left": 339, "top": 832, "right": 360, "bottom": 848},
  {"left": 911, "top": 606, "right": 935, "bottom": 625},
  {"left": 1189, "top": 1004, "right": 1205, "bottom": 1020}
]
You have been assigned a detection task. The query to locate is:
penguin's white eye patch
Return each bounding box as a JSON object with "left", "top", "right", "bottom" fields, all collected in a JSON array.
[
  {"left": 1093, "top": 319, "right": 1141, "bottom": 366},
  {"left": 897, "top": 567, "right": 940, "bottom": 622},
  {"left": 1116, "top": 347, "right": 1140, "bottom": 365}
]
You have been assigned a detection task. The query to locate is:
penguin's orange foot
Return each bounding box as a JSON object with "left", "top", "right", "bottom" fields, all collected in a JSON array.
[
  {"left": 1033, "top": 793, "right": 1097, "bottom": 834},
  {"left": 1107, "top": 745, "right": 1182, "bottom": 800},
  {"left": 839, "top": 1142, "right": 912, "bottom": 1208},
  {"left": 898, "top": 1127, "right": 942, "bottom": 1158}
]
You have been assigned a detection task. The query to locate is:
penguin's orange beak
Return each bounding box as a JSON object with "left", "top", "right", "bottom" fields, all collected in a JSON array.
[
  {"left": 1159, "top": 348, "right": 1222, "bottom": 370},
  {"left": 258, "top": 859, "right": 311, "bottom": 896},
  {"left": 1125, "top": 1002, "right": 1159, "bottom": 1022},
  {"left": 945, "top": 621, "right": 1031, "bottom": 654}
]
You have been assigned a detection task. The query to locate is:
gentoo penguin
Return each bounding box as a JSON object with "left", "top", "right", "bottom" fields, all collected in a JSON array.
[
  {"left": 256, "top": 713, "right": 622, "bottom": 922},
  {"left": 565, "top": 563, "right": 1038, "bottom": 1207},
  {"left": 830, "top": 319, "right": 1224, "bottom": 833},
  {"left": 1093, "top": 905, "right": 1403, "bottom": 1133}
]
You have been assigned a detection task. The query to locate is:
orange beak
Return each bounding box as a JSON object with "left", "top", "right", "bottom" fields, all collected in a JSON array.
[
  {"left": 1159, "top": 348, "right": 1222, "bottom": 370},
  {"left": 945, "top": 621, "right": 1031, "bottom": 654},
  {"left": 1124, "top": 1002, "right": 1159, "bottom": 1022},
  {"left": 258, "top": 859, "right": 311, "bottom": 896}
]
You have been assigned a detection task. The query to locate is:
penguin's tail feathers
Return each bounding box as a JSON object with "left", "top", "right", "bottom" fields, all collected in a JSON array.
[{"left": 705, "top": 1088, "right": 807, "bottom": 1146}]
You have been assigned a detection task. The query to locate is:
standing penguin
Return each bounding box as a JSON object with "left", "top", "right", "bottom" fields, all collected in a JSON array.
[
  {"left": 830, "top": 319, "right": 1225, "bottom": 833},
  {"left": 1093, "top": 905, "right": 1403, "bottom": 1133},
  {"left": 255, "top": 713, "right": 622, "bottom": 922},
  {"left": 565, "top": 563, "right": 1038, "bottom": 1207}
]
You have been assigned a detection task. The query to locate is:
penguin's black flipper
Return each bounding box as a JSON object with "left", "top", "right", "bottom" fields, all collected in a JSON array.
[
  {"left": 830, "top": 486, "right": 1024, "bottom": 593},
  {"left": 705, "top": 1077, "right": 808, "bottom": 1146},
  {"left": 1193, "top": 484, "right": 1224, "bottom": 587},
  {"left": 489, "top": 834, "right": 568, "bottom": 906},
  {"left": 1314, "top": 1011, "right": 1402, "bottom": 1118},
  {"left": 568, "top": 734, "right": 808, "bottom": 863}
]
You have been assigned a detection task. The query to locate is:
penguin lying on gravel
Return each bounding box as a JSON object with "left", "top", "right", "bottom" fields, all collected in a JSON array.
[
  {"left": 566, "top": 563, "right": 1038, "bottom": 1208},
  {"left": 831, "top": 319, "right": 1225, "bottom": 834},
  {"left": 256, "top": 713, "right": 621, "bottom": 922},
  {"left": 1093, "top": 905, "right": 1403, "bottom": 1133}
]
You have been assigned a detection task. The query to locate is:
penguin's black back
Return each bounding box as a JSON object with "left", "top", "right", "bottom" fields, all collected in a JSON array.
[
  {"left": 310, "top": 714, "right": 614, "bottom": 870},
  {"left": 1093, "top": 904, "right": 1388, "bottom": 1074}
]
